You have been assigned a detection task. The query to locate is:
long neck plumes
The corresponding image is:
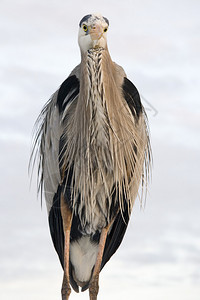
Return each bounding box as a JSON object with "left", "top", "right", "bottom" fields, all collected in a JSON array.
[
  {"left": 80, "top": 48, "right": 109, "bottom": 144},
  {"left": 63, "top": 48, "right": 147, "bottom": 226}
]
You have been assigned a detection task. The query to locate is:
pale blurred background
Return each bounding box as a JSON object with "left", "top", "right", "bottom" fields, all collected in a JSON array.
[{"left": 0, "top": 0, "right": 200, "bottom": 299}]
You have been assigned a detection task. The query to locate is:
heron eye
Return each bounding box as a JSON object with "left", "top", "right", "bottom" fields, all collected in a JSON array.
[
  {"left": 104, "top": 28, "right": 108, "bottom": 33},
  {"left": 83, "top": 24, "right": 88, "bottom": 32}
]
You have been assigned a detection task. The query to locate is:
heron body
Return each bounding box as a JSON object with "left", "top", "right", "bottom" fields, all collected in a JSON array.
[{"left": 32, "top": 14, "right": 151, "bottom": 300}]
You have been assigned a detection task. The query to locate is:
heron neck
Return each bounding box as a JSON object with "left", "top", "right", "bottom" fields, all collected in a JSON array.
[{"left": 80, "top": 47, "right": 114, "bottom": 105}]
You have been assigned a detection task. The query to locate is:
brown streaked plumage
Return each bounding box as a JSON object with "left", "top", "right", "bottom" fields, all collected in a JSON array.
[{"left": 31, "top": 13, "right": 151, "bottom": 300}]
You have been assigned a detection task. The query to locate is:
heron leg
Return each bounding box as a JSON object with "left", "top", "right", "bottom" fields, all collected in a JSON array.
[
  {"left": 60, "top": 193, "right": 72, "bottom": 300},
  {"left": 89, "top": 225, "right": 110, "bottom": 300}
]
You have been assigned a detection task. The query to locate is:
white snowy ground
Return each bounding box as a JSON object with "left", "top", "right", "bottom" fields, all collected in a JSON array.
[{"left": 0, "top": 0, "right": 200, "bottom": 299}]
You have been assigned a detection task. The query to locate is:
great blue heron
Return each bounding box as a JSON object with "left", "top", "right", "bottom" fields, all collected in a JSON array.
[{"left": 31, "top": 13, "right": 151, "bottom": 300}]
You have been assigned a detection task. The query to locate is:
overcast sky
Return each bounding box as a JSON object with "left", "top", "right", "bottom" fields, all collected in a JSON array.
[{"left": 0, "top": 0, "right": 200, "bottom": 300}]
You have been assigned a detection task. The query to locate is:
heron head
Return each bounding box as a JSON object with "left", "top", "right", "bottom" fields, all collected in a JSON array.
[{"left": 78, "top": 14, "right": 109, "bottom": 53}]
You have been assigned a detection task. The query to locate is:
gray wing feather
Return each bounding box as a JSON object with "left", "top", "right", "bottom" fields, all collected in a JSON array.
[
  {"left": 43, "top": 99, "right": 62, "bottom": 213},
  {"left": 30, "top": 65, "right": 81, "bottom": 213}
]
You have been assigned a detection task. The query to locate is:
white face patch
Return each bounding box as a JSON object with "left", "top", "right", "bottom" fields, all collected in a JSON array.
[
  {"left": 78, "top": 14, "right": 109, "bottom": 53},
  {"left": 78, "top": 33, "right": 93, "bottom": 53}
]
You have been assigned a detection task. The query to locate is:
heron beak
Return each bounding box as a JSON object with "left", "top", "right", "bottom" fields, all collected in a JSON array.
[{"left": 89, "top": 24, "right": 103, "bottom": 43}]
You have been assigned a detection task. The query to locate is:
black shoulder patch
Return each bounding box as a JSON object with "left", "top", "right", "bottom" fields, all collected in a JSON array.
[
  {"left": 122, "top": 77, "right": 142, "bottom": 118},
  {"left": 57, "top": 75, "right": 80, "bottom": 113}
]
